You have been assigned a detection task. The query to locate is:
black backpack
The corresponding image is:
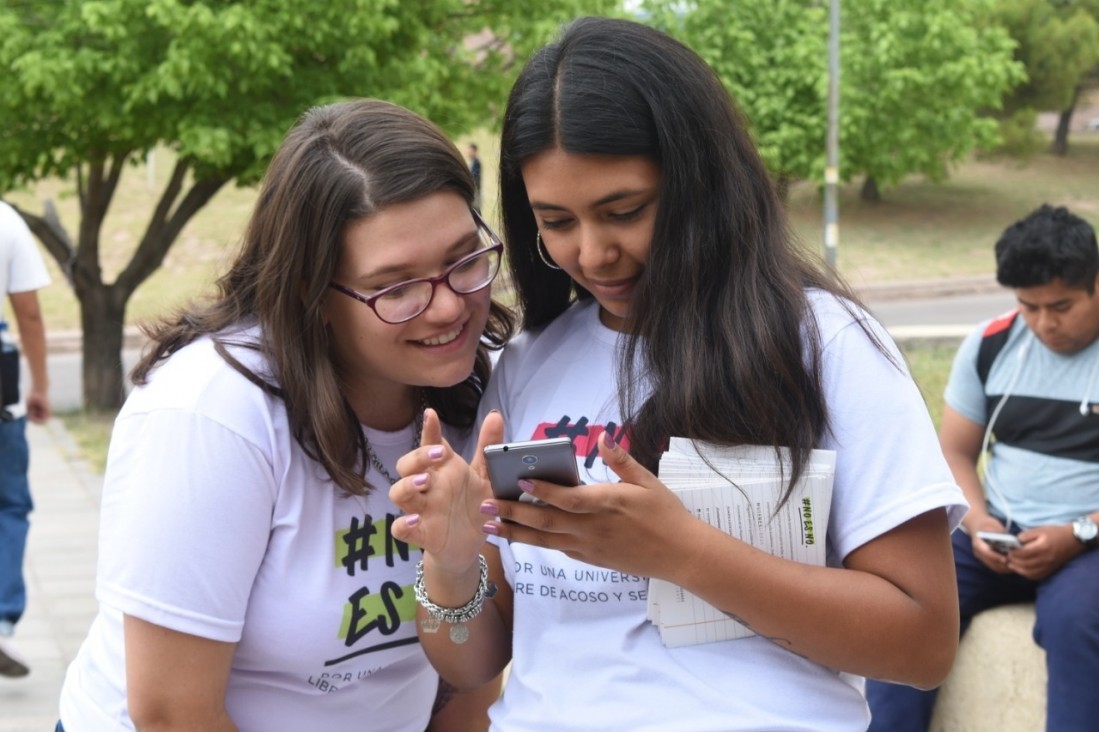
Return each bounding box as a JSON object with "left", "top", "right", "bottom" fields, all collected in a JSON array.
[{"left": 976, "top": 310, "right": 1020, "bottom": 387}]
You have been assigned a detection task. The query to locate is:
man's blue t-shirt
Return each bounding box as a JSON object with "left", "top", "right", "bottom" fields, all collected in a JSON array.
[{"left": 945, "top": 313, "right": 1099, "bottom": 528}]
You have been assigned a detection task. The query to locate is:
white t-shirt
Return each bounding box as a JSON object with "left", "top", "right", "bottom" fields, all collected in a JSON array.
[
  {"left": 0, "top": 200, "right": 51, "bottom": 418},
  {"left": 479, "top": 294, "right": 966, "bottom": 732},
  {"left": 59, "top": 328, "right": 465, "bottom": 730}
]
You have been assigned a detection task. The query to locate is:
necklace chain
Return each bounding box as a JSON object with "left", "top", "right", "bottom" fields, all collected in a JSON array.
[{"left": 367, "top": 396, "right": 426, "bottom": 486}]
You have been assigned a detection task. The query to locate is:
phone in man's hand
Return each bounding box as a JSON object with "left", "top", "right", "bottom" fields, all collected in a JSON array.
[
  {"left": 484, "top": 437, "right": 580, "bottom": 501},
  {"left": 976, "top": 530, "right": 1022, "bottom": 554}
]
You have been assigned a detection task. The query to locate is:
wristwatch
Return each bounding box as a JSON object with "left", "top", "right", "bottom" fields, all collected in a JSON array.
[{"left": 1072, "top": 516, "right": 1099, "bottom": 550}]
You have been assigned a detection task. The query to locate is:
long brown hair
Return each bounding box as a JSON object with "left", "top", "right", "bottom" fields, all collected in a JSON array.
[{"left": 134, "top": 98, "right": 513, "bottom": 495}]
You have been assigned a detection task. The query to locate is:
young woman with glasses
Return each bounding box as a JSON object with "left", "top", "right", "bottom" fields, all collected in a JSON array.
[
  {"left": 391, "top": 17, "right": 967, "bottom": 731},
  {"left": 57, "top": 99, "right": 511, "bottom": 731}
]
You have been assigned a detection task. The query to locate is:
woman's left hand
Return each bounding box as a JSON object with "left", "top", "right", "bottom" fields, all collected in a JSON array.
[{"left": 483, "top": 433, "right": 696, "bottom": 579}]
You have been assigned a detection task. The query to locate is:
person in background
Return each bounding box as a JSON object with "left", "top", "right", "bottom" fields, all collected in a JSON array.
[
  {"left": 57, "top": 98, "right": 511, "bottom": 730},
  {"left": 0, "top": 199, "right": 51, "bottom": 679},
  {"left": 467, "top": 143, "right": 482, "bottom": 211},
  {"left": 391, "top": 17, "right": 966, "bottom": 731},
  {"left": 867, "top": 204, "right": 1099, "bottom": 732}
]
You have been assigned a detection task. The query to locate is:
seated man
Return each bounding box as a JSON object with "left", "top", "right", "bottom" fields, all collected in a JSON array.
[{"left": 867, "top": 204, "right": 1099, "bottom": 732}]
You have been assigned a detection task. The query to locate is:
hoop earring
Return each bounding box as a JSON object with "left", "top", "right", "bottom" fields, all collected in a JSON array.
[{"left": 536, "top": 231, "right": 562, "bottom": 270}]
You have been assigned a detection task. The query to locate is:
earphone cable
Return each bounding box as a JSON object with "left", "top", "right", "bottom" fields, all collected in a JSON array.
[{"left": 978, "top": 331, "right": 1034, "bottom": 532}]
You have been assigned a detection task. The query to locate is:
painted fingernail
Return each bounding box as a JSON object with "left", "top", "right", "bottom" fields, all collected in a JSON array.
[
  {"left": 483, "top": 522, "right": 500, "bottom": 536},
  {"left": 412, "top": 473, "right": 428, "bottom": 487},
  {"left": 604, "top": 433, "right": 617, "bottom": 450},
  {"left": 518, "top": 479, "right": 535, "bottom": 493},
  {"left": 428, "top": 446, "right": 445, "bottom": 460},
  {"left": 480, "top": 501, "right": 499, "bottom": 516},
  {"left": 405, "top": 514, "right": 421, "bottom": 527}
]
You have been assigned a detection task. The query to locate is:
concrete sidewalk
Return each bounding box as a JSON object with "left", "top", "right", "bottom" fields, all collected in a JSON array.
[{"left": 0, "top": 420, "right": 101, "bottom": 731}]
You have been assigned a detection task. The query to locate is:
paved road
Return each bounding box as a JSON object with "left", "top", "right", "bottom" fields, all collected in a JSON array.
[{"left": 866, "top": 289, "right": 1016, "bottom": 340}]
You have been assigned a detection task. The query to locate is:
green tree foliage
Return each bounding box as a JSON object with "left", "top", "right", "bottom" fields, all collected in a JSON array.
[
  {"left": 0, "top": 0, "right": 617, "bottom": 410},
  {"left": 990, "top": 0, "right": 1099, "bottom": 155},
  {"left": 643, "top": 0, "right": 827, "bottom": 192},
  {"left": 994, "top": 0, "right": 1099, "bottom": 112},
  {"left": 644, "top": 0, "right": 1023, "bottom": 199},
  {"left": 841, "top": 0, "right": 1023, "bottom": 197}
]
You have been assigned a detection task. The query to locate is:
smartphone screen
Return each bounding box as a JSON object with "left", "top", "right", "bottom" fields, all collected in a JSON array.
[{"left": 483, "top": 437, "right": 580, "bottom": 501}]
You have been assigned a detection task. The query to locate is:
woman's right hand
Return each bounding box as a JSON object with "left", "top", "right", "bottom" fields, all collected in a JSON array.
[{"left": 390, "top": 408, "right": 502, "bottom": 575}]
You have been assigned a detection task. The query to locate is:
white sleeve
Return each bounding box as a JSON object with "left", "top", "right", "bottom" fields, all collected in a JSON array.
[
  {"left": 96, "top": 408, "right": 277, "bottom": 642},
  {"left": 819, "top": 317, "right": 967, "bottom": 562},
  {"left": 2, "top": 204, "right": 50, "bottom": 294}
]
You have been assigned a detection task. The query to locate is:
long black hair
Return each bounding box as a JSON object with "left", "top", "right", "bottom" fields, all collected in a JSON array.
[{"left": 500, "top": 17, "right": 879, "bottom": 493}]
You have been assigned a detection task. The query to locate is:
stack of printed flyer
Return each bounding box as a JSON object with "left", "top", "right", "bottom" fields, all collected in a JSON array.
[{"left": 647, "top": 438, "right": 836, "bottom": 648}]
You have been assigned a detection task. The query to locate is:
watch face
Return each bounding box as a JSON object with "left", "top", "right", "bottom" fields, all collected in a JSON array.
[{"left": 1074, "top": 518, "right": 1099, "bottom": 543}]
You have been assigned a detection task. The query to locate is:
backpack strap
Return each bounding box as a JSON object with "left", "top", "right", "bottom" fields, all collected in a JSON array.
[{"left": 976, "top": 309, "right": 1019, "bottom": 386}]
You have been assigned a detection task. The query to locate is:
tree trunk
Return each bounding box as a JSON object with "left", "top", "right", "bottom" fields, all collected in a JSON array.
[
  {"left": 860, "top": 175, "right": 881, "bottom": 202},
  {"left": 80, "top": 285, "right": 129, "bottom": 412},
  {"left": 74, "top": 167, "right": 228, "bottom": 411},
  {"left": 18, "top": 154, "right": 228, "bottom": 412},
  {"left": 1050, "top": 85, "right": 1080, "bottom": 157}
]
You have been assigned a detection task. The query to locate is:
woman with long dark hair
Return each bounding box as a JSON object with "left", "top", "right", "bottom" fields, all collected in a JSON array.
[{"left": 393, "top": 18, "right": 965, "bottom": 730}]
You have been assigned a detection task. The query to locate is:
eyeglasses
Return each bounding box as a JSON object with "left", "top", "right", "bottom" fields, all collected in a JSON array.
[{"left": 328, "top": 211, "right": 504, "bottom": 325}]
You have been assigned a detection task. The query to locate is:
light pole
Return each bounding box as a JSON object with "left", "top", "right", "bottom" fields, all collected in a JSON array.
[{"left": 823, "top": 0, "right": 840, "bottom": 272}]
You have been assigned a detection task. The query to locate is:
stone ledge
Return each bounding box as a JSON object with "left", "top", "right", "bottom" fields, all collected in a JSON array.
[{"left": 930, "top": 603, "right": 1045, "bottom": 732}]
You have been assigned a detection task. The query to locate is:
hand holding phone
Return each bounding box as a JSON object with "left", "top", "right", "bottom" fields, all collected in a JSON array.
[
  {"left": 483, "top": 437, "right": 581, "bottom": 501},
  {"left": 976, "top": 530, "right": 1022, "bottom": 555}
]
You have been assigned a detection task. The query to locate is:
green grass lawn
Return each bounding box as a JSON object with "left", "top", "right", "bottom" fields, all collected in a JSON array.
[
  {"left": 58, "top": 409, "right": 115, "bottom": 475},
  {"left": 899, "top": 341, "right": 959, "bottom": 430},
  {"left": 787, "top": 137, "right": 1099, "bottom": 288}
]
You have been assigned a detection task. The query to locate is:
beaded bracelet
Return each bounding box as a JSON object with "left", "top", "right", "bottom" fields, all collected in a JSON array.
[{"left": 414, "top": 555, "right": 495, "bottom": 644}]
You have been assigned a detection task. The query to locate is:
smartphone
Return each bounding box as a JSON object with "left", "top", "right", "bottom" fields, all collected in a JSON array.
[
  {"left": 484, "top": 437, "right": 581, "bottom": 501},
  {"left": 976, "top": 530, "right": 1022, "bottom": 554}
]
